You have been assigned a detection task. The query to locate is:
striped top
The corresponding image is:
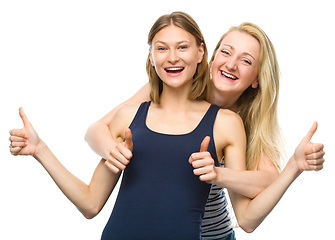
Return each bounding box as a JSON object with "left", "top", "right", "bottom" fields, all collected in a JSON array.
[{"left": 201, "top": 162, "right": 234, "bottom": 239}]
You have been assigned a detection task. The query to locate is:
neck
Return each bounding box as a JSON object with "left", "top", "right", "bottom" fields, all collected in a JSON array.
[
  {"left": 157, "top": 82, "right": 193, "bottom": 112},
  {"left": 209, "top": 82, "right": 240, "bottom": 113}
]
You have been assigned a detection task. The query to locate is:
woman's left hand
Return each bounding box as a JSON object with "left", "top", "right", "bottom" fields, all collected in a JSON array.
[
  {"left": 292, "top": 121, "right": 325, "bottom": 172},
  {"left": 189, "top": 136, "right": 217, "bottom": 184}
]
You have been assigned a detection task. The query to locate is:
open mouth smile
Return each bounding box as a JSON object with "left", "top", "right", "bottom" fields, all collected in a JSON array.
[
  {"left": 165, "top": 66, "right": 185, "bottom": 76},
  {"left": 220, "top": 70, "right": 238, "bottom": 81}
]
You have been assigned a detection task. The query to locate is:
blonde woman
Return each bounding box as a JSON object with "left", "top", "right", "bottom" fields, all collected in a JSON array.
[{"left": 83, "top": 19, "right": 325, "bottom": 239}]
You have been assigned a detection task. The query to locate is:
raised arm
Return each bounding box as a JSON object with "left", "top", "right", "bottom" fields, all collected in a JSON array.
[
  {"left": 190, "top": 119, "right": 324, "bottom": 199},
  {"left": 190, "top": 112, "right": 325, "bottom": 233},
  {"left": 84, "top": 83, "right": 150, "bottom": 161},
  {"left": 9, "top": 107, "right": 135, "bottom": 219},
  {"left": 224, "top": 121, "right": 325, "bottom": 233}
]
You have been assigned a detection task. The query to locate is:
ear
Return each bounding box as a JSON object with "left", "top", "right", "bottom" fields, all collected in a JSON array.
[
  {"left": 197, "top": 43, "right": 204, "bottom": 63},
  {"left": 149, "top": 48, "right": 155, "bottom": 67},
  {"left": 251, "top": 80, "right": 259, "bottom": 89}
]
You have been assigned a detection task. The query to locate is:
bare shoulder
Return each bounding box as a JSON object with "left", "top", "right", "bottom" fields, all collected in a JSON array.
[
  {"left": 214, "top": 109, "right": 246, "bottom": 148},
  {"left": 216, "top": 109, "right": 244, "bottom": 128},
  {"left": 115, "top": 102, "right": 142, "bottom": 118},
  {"left": 109, "top": 102, "right": 142, "bottom": 140}
]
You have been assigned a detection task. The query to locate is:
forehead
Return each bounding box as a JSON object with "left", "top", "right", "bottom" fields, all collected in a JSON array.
[
  {"left": 152, "top": 24, "right": 197, "bottom": 45},
  {"left": 221, "top": 30, "right": 260, "bottom": 58}
]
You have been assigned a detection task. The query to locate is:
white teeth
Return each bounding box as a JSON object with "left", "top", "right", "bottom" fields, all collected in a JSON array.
[
  {"left": 166, "top": 67, "right": 184, "bottom": 71},
  {"left": 221, "top": 71, "right": 237, "bottom": 80}
]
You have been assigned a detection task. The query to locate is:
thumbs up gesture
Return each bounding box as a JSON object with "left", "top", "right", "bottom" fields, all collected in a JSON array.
[
  {"left": 292, "top": 122, "right": 325, "bottom": 172},
  {"left": 105, "top": 128, "right": 133, "bottom": 174},
  {"left": 9, "top": 107, "right": 41, "bottom": 157},
  {"left": 189, "top": 136, "right": 217, "bottom": 184}
]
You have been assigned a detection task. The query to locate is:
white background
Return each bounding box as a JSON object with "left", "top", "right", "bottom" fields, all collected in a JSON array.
[{"left": 1, "top": 0, "right": 334, "bottom": 239}]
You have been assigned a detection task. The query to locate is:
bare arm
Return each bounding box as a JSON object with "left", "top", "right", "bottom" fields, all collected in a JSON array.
[
  {"left": 224, "top": 122, "right": 325, "bottom": 233},
  {"left": 84, "top": 83, "right": 150, "bottom": 160},
  {"left": 86, "top": 82, "right": 279, "bottom": 196},
  {"left": 215, "top": 154, "right": 279, "bottom": 199},
  {"left": 214, "top": 121, "right": 324, "bottom": 199},
  {"left": 9, "top": 107, "right": 136, "bottom": 219}
]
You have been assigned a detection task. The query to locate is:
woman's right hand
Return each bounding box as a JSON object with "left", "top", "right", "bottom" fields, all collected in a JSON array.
[
  {"left": 9, "top": 107, "right": 42, "bottom": 157},
  {"left": 104, "top": 128, "right": 133, "bottom": 174}
]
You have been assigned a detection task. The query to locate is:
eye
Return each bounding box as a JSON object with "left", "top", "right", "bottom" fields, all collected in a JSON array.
[
  {"left": 243, "top": 59, "right": 252, "bottom": 65},
  {"left": 221, "top": 50, "right": 230, "bottom": 56},
  {"left": 157, "top": 47, "right": 166, "bottom": 51},
  {"left": 179, "top": 45, "right": 188, "bottom": 50}
]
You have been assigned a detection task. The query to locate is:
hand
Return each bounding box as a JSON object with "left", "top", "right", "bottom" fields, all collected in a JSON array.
[
  {"left": 189, "top": 136, "right": 217, "bottom": 184},
  {"left": 104, "top": 128, "right": 133, "bottom": 174},
  {"left": 9, "top": 107, "right": 42, "bottom": 156},
  {"left": 292, "top": 122, "right": 325, "bottom": 173}
]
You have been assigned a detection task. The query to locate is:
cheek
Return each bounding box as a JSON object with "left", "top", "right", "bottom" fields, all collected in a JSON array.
[
  {"left": 241, "top": 67, "right": 258, "bottom": 84},
  {"left": 211, "top": 56, "right": 225, "bottom": 74}
]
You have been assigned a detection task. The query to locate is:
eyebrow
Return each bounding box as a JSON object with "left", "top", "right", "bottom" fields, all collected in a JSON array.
[
  {"left": 222, "top": 44, "right": 256, "bottom": 60},
  {"left": 154, "top": 40, "right": 191, "bottom": 45}
]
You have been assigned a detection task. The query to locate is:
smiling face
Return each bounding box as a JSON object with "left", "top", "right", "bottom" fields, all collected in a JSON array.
[
  {"left": 149, "top": 24, "right": 204, "bottom": 91},
  {"left": 211, "top": 30, "right": 260, "bottom": 96}
]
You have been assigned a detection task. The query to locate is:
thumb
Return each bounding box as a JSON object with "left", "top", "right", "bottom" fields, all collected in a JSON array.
[
  {"left": 19, "top": 107, "right": 32, "bottom": 128},
  {"left": 200, "top": 136, "right": 210, "bottom": 152},
  {"left": 125, "top": 128, "right": 133, "bottom": 151},
  {"left": 301, "top": 121, "right": 318, "bottom": 144}
]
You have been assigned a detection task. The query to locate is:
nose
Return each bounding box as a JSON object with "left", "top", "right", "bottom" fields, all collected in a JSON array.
[
  {"left": 226, "top": 56, "right": 237, "bottom": 71},
  {"left": 167, "top": 49, "right": 179, "bottom": 64}
]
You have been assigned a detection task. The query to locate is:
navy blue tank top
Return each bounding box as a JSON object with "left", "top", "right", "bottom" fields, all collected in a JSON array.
[{"left": 101, "top": 101, "right": 220, "bottom": 240}]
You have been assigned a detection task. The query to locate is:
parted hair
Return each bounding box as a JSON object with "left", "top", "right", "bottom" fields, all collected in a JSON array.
[
  {"left": 146, "top": 12, "right": 210, "bottom": 103},
  {"left": 210, "top": 22, "right": 285, "bottom": 170}
]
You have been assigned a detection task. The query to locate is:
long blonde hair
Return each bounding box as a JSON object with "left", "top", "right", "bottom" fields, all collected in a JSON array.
[
  {"left": 146, "top": 12, "right": 210, "bottom": 103},
  {"left": 210, "top": 23, "right": 285, "bottom": 170}
]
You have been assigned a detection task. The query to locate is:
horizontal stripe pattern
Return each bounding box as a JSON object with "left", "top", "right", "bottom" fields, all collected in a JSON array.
[
  {"left": 201, "top": 185, "right": 233, "bottom": 239},
  {"left": 201, "top": 160, "right": 233, "bottom": 239}
]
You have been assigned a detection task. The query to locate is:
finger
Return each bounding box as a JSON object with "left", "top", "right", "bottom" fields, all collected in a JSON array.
[
  {"left": 305, "top": 143, "right": 324, "bottom": 155},
  {"left": 193, "top": 165, "right": 213, "bottom": 176},
  {"left": 125, "top": 128, "right": 133, "bottom": 151},
  {"left": 9, "top": 129, "right": 26, "bottom": 138},
  {"left": 200, "top": 136, "right": 210, "bottom": 152},
  {"left": 306, "top": 150, "right": 325, "bottom": 160},
  {"left": 117, "top": 144, "right": 133, "bottom": 160},
  {"left": 19, "top": 107, "right": 32, "bottom": 128},
  {"left": 189, "top": 152, "right": 211, "bottom": 164},
  {"left": 10, "top": 141, "right": 27, "bottom": 148},
  {"left": 104, "top": 160, "right": 122, "bottom": 174},
  {"left": 306, "top": 157, "right": 325, "bottom": 165},
  {"left": 191, "top": 156, "right": 213, "bottom": 168},
  {"left": 9, "top": 135, "right": 27, "bottom": 142},
  {"left": 308, "top": 162, "right": 324, "bottom": 171},
  {"left": 301, "top": 121, "right": 318, "bottom": 144},
  {"left": 200, "top": 174, "right": 216, "bottom": 184},
  {"left": 112, "top": 146, "right": 132, "bottom": 164},
  {"left": 105, "top": 156, "right": 127, "bottom": 172},
  {"left": 10, "top": 146, "right": 23, "bottom": 154}
]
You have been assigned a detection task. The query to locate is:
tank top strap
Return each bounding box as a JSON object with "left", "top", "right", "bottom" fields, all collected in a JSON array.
[
  {"left": 195, "top": 104, "right": 221, "bottom": 133},
  {"left": 129, "top": 101, "right": 150, "bottom": 129}
]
